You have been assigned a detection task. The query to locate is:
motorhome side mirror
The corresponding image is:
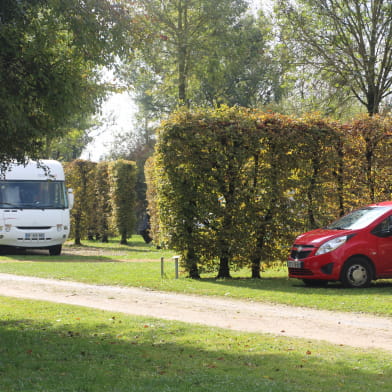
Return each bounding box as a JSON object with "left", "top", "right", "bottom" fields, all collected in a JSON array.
[{"left": 68, "top": 188, "right": 74, "bottom": 209}]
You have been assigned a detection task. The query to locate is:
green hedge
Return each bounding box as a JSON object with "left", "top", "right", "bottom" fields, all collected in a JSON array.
[{"left": 146, "top": 107, "right": 392, "bottom": 278}]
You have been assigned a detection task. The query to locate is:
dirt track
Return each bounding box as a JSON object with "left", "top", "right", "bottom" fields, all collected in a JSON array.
[{"left": 0, "top": 273, "right": 391, "bottom": 352}]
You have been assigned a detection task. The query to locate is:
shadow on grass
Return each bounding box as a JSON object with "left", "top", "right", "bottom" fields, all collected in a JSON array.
[
  {"left": 0, "top": 243, "right": 165, "bottom": 262},
  {"left": 0, "top": 236, "right": 160, "bottom": 257},
  {"left": 65, "top": 244, "right": 159, "bottom": 253},
  {"left": 0, "top": 307, "right": 390, "bottom": 392},
  {"left": 1, "top": 254, "right": 161, "bottom": 263},
  {"left": 65, "top": 237, "right": 159, "bottom": 252}
]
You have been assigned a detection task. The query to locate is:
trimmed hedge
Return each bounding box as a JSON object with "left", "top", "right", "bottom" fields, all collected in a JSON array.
[{"left": 146, "top": 107, "right": 392, "bottom": 278}]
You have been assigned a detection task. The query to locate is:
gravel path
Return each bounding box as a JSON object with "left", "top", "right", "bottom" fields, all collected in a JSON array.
[{"left": 0, "top": 273, "right": 391, "bottom": 352}]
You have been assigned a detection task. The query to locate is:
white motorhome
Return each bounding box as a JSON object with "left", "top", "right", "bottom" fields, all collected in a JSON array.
[{"left": 0, "top": 160, "right": 73, "bottom": 255}]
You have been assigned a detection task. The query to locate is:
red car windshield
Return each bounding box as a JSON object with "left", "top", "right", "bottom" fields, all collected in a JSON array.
[{"left": 326, "top": 206, "right": 390, "bottom": 230}]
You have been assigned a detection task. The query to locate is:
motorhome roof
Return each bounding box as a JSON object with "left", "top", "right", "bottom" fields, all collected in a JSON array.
[{"left": 2, "top": 160, "right": 65, "bottom": 181}]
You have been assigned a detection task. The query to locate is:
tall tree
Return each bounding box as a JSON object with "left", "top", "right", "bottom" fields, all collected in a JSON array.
[
  {"left": 276, "top": 0, "right": 392, "bottom": 114},
  {"left": 0, "top": 0, "right": 132, "bottom": 164},
  {"left": 133, "top": 0, "right": 248, "bottom": 106},
  {"left": 109, "top": 160, "right": 137, "bottom": 245},
  {"left": 64, "top": 160, "right": 97, "bottom": 245},
  {"left": 95, "top": 161, "right": 112, "bottom": 242},
  {"left": 194, "top": 13, "right": 281, "bottom": 107},
  {"left": 154, "top": 107, "right": 260, "bottom": 278}
]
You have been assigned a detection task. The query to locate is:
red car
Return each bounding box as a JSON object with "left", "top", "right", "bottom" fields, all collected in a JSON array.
[{"left": 287, "top": 201, "right": 392, "bottom": 288}]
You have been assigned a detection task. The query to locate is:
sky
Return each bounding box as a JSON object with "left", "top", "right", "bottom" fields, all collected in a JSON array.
[
  {"left": 81, "top": 91, "right": 136, "bottom": 162},
  {"left": 81, "top": 0, "right": 265, "bottom": 162}
]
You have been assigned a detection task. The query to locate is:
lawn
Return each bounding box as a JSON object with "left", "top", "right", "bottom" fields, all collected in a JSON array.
[
  {"left": 0, "top": 297, "right": 391, "bottom": 392},
  {"left": 0, "top": 236, "right": 390, "bottom": 316},
  {"left": 0, "top": 237, "right": 391, "bottom": 391}
]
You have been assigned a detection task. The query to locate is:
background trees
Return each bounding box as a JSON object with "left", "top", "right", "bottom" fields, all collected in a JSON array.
[
  {"left": 0, "top": 0, "right": 132, "bottom": 164},
  {"left": 95, "top": 161, "right": 112, "bottom": 243},
  {"left": 5, "top": 0, "right": 392, "bottom": 167},
  {"left": 276, "top": 0, "right": 392, "bottom": 115},
  {"left": 65, "top": 159, "right": 136, "bottom": 245},
  {"left": 108, "top": 160, "right": 137, "bottom": 245},
  {"left": 4, "top": 0, "right": 392, "bottom": 276},
  {"left": 132, "top": 0, "right": 248, "bottom": 106},
  {"left": 64, "top": 160, "right": 97, "bottom": 245},
  {"left": 194, "top": 12, "right": 282, "bottom": 108}
]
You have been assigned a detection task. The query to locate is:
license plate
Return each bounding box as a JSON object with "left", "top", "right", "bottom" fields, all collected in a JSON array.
[
  {"left": 25, "top": 233, "right": 45, "bottom": 240},
  {"left": 287, "top": 260, "right": 303, "bottom": 269}
]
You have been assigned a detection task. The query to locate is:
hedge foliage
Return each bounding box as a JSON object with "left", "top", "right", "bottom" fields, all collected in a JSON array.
[
  {"left": 64, "top": 159, "right": 137, "bottom": 244},
  {"left": 146, "top": 107, "right": 392, "bottom": 278}
]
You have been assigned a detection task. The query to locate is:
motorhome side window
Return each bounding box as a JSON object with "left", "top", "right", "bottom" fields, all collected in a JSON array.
[{"left": 0, "top": 181, "right": 68, "bottom": 209}]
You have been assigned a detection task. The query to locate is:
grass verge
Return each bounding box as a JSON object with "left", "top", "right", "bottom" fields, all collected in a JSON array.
[
  {"left": 0, "top": 237, "right": 390, "bottom": 316},
  {"left": 0, "top": 297, "right": 391, "bottom": 392}
]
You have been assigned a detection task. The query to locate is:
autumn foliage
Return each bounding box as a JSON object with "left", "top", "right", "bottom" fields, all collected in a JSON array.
[
  {"left": 65, "top": 159, "right": 137, "bottom": 245},
  {"left": 64, "top": 160, "right": 97, "bottom": 245},
  {"left": 146, "top": 107, "right": 392, "bottom": 278},
  {"left": 108, "top": 160, "right": 137, "bottom": 245}
]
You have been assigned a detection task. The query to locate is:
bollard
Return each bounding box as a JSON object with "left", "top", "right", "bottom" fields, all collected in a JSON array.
[
  {"left": 172, "top": 255, "right": 180, "bottom": 279},
  {"left": 161, "top": 257, "right": 164, "bottom": 277}
]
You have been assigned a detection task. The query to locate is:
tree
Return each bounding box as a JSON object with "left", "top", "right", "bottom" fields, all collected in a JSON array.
[
  {"left": 109, "top": 160, "right": 137, "bottom": 245},
  {"left": 0, "top": 0, "right": 132, "bottom": 164},
  {"left": 149, "top": 106, "right": 392, "bottom": 278},
  {"left": 276, "top": 0, "right": 392, "bottom": 115},
  {"left": 47, "top": 127, "right": 94, "bottom": 162},
  {"left": 154, "top": 106, "right": 260, "bottom": 278},
  {"left": 64, "top": 160, "right": 97, "bottom": 245},
  {"left": 144, "top": 156, "right": 160, "bottom": 244},
  {"left": 108, "top": 118, "right": 156, "bottom": 240},
  {"left": 95, "top": 161, "right": 112, "bottom": 242},
  {"left": 342, "top": 115, "right": 392, "bottom": 204},
  {"left": 194, "top": 13, "right": 281, "bottom": 107},
  {"left": 132, "top": 0, "right": 248, "bottom": 106}
]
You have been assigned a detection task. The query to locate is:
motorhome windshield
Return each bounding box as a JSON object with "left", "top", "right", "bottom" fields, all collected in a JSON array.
[
  {"left": 326, "top": 206, "right": 390, "bottom": 230},
  {"left": 0, "top": 181, "right": 68, "bottom": 209}
]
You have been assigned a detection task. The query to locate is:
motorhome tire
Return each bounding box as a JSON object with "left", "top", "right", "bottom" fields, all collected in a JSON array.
[{"left": 49, "top": 245, "right": 62, "bottom": 256}]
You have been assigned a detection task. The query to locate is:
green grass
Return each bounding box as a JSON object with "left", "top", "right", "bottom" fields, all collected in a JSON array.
[
  {"left": 0, "top": 297, "right": 391, "bottom": 392},
  {"left": 0, "top": 238, "right": 391, "bottom": 391},
  {"left": 0, "top": 236, "right": 391, "bottom": 316}
]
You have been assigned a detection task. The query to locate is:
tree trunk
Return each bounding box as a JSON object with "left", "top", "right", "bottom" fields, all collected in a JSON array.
[
  {"left": 120, "top": 231, "right": 127, "bottom": 245},
  {"left": 177, "top": 1, "right": 188, "bottom": 105},
  {"left": 178, "top": 47, "right": 187, "bottom": 104},
  {"left": 335, "top": 138, "right": 345, "bottom": 216},
  {"left": 74, "top": 212, "right": 82, "bottom": 245},
  {"left": 216, "top": 256, "right": 231, "bottom": 279},
  {"left": 188, "top": 264, "right": 200, "bottom": 279},
  {"left": 366, "top": 89, "right": 379, "bottom": 116},
  {"left": 251, "top": 236, "right": 264, "bottom": 278},
  {"left": 307, "top": 156, "right": 321, "bottom": 229},
  {"left": 251, "top": 153, "right": 262, "bottom": 279},
  {"left": 251, "top": 259, "right": 262, "bottom": 279},
  {"left": 184, "top": 248, "right": 200, "bottom": 279},
  {"left": 365, "top": 137, "right": 375, "bottom": 203}
]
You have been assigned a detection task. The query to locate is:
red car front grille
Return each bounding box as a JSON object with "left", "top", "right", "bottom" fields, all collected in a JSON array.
[{"left": 288, "top": 267, "right": 314, "bottom": 276}]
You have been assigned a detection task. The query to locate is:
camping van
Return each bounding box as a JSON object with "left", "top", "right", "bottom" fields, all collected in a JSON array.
[{"left": 0, "top": 160, "right": 73, "bottom": 255}]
